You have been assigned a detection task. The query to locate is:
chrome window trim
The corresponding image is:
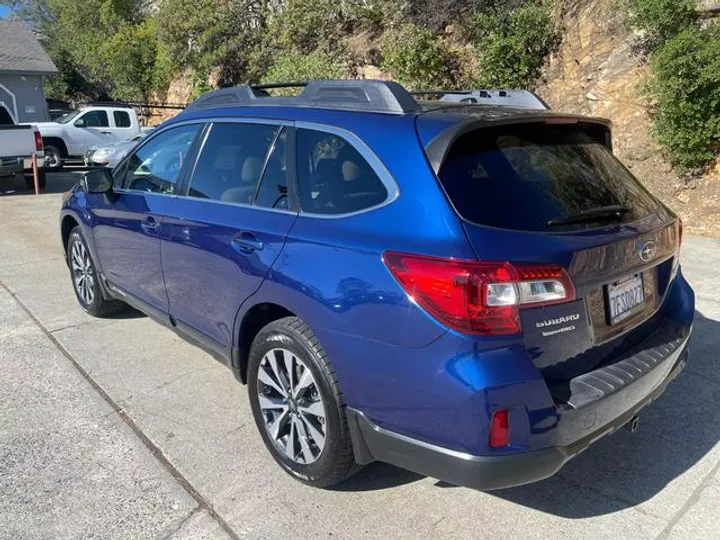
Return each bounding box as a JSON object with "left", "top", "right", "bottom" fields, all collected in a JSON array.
[
  {"left": 169, "top": 195, "right": 297, "bottom": 216},
  {"left": 113, "top": 119, "right": 207, "bottom": 196},
  {"left": 294, "top": 120, "right": 400, "bottom": 219}
]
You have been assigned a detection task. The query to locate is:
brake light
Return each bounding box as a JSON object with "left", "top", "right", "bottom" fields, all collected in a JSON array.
[
  {"left": 490, "top": 410, "right": 510, "bottom": 448},
  {"left": 34, "top": 130, "right": 43, "bottom": 152},
  {"left": 383, "top": 252, "right": 575, "bottom": 336}
]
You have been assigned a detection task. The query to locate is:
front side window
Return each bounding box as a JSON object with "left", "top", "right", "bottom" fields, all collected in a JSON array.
[
  {"left": 188, "top": 122, "right": 279, "bottom": 205},
  {"left": 80, "top": 111, "right": 109, "bottom": 128},
  {"left": 113, "top": 111, "right": 131, "bottom": 128},
  {"left": 118, "top": 124, "right": 201, "bottom": 194},
  {"left": 296, "top": 129, "right": 388, "bottom": 215}
]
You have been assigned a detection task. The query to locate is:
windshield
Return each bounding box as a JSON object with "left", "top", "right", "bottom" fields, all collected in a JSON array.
[
  {"left": 56, "top": 110, "right": 82, "bottom": 124},
  {"left": 438, "top": 123, "right": 658, "bottom": 232}
]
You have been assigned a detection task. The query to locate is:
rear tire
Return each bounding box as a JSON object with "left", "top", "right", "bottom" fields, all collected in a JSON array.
[
  {"left": 44, "top": 145, "right": 64, "bottom": 171},
  {"left": 247, "top": 316, "right": 361, "bottom": 488},
  {"left": 67, "top": 227, "right": 125, "bottom": 317}
]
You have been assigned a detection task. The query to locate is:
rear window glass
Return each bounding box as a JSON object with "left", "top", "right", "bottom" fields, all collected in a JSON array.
[
  {"left": 438, "top": 124, "right": 658, "bottom": 232},
  {"left": 0, "top": 105, "right": 13, "bottom": 125}
]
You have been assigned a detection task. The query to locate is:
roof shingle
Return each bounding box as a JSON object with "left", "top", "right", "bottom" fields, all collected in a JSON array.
[{"left": 0, "top": 20, "right": 58, "bottom": 74}]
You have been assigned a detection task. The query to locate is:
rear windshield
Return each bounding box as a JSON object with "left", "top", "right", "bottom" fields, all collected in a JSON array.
[
  {"left": 438, "top": 124, "right": 658, "bottom": 232},
  {"left": 0, "top": 105, "right": 13, "bottom": 125}
]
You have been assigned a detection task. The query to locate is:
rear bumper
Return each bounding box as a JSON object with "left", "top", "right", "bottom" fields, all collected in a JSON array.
[
  {"left": 1, "top": 156, "right": 44, "bottom": 174},
  {"left": 348, "top": 334, "right": 689, "bottom": 491}
]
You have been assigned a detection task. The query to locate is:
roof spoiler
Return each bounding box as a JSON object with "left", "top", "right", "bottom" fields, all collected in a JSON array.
[{"left": 412, "top": 89, "right": 550, "bottom": 110}]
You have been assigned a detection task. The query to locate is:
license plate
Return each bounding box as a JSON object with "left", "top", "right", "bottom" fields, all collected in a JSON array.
[{"left": 606, "top": 273, "right": 645, "bottom": 325}]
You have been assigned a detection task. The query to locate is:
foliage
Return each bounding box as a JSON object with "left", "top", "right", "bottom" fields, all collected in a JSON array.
[
  {"left": 102, "top": 19, "right": 164, "bottom": 101},
  {"left": 625, "top": 0, "right": 718, "bottom": 172},
  {"left": 462, "top": 1, "right": 559, "bottom": 89},
  {"left": 380, "top": 23, "right": 460, "bottom": 90},
  {"left": 647, "top": 26, "right": 720, "bottom": 173},
  {"left": 262, "top": 49, "right": 352, "bottom": 86},
  {"left": 625, "top": 0, "right": 698, "bottom": 50},
  {"left": 156, "top": 0, "right": 268, "bottom": 85}
]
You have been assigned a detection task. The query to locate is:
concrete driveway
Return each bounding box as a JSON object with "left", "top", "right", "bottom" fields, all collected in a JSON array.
[{"left": 1, "top": 171, "right": 719, "bottom": 540}]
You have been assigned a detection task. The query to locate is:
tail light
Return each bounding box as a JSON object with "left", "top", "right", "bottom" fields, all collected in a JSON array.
[
  {"left": 383, "top": 252, "right": 575, "bottom": 336},
  {"left": 34, "top": 130, "right": 43, "bottom": 153}
]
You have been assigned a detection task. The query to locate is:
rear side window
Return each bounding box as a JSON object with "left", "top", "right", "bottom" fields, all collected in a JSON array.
[
  {"left": 81, "top": 111, "right": 109, "bottom": 127},
  {"left": 0, "top": 105, "right": 13, "bottom": 125},
  {"left": 296, "top": 129, "right": 388, "bottom": 215},
  {"left": 113, "top": 111, "right": 131, "bottom": 128},
  {"left": 188, "top": 122, "right": 279, "bottom": 205},
  {"left": 438, "top": 124, "right": 658, "bottom": 232}
]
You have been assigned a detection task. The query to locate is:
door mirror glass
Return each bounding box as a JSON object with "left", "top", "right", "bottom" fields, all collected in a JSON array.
[
  {"left": 74, "top": 118, "right": 86, "bottom": 128},
  {"left": 83, "top": 168, "right": 113, "bottom": 194}
]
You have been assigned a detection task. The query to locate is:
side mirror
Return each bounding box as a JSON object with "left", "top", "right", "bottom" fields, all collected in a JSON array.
[
  {"left": 83, "top": 168, "right": 113, "bottom": 194},
  {"left": 74, "top": 118, "right": 86, "bottom": 128}
]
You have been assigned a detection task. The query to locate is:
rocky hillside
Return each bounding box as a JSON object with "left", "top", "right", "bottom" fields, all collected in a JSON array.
[
  {"left": 155, "top": 0, "right": 720, "bottom": 236},
  {"left": 538, "top": 0, "right": 720, "bottom": 236}
]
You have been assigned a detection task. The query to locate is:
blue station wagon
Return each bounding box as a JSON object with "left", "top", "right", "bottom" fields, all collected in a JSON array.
[{"left": 60, "top": 80, "right": 694, "bottom": 489}]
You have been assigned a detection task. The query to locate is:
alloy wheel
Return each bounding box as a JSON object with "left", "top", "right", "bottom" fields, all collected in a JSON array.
[
  {"left": 45, "top": 149, "right": 60, "bottom": 169},
  {"left": 71, "top": 239, "right": 95, "bottom": 305},
  {"left": 256, "top": 348, "right": 327, "bottom": 464}
]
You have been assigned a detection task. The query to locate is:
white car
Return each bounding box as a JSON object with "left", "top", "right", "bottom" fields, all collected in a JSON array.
[
  {"left": 28, "top": 105, "right": 141, "bottom": 171},
  {"left": 85, "top": 129, "right": 154, "bottom": 170}
]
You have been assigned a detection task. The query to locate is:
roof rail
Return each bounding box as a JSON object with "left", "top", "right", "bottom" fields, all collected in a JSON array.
[
  {"left": 186, "top": 80, "right": 422, "bottom": 115},
  {"left": 423, "top": 89, "right": 550, "bottom": 110}
]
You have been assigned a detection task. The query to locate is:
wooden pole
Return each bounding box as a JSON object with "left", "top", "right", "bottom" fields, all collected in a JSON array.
[{"left": 32, "top": 154, "right": 39, "bottom": 195}]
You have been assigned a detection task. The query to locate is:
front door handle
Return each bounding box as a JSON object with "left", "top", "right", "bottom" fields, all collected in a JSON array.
[
  {"left": 231, "top": 231, "right": 264, "bottom": 254},
  {"left": 101, "top": 131, "right": 112, "bottom": 135},
  {"left": 141, "top": 216, "right": 160, "bottom": 233}
]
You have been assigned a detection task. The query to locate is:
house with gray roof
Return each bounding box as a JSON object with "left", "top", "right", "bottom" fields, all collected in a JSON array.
[{"left": 0, "top": 20, "right": 58, "bottom": 122}]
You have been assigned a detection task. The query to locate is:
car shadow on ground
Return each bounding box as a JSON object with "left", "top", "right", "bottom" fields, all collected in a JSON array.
[
  {"left": 336, "top": 310, "right": 720, "bottom": 517},
  {"left": 107, "top": 306, "right": 146, "bottom": 320}
]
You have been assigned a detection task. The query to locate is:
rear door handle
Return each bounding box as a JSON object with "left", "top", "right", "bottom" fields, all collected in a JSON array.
[
  {"left": 101, "top": 131, "right": 112, "bottom": 135},
  {"left": 231, "top": 231, "right": 264, "bottom": 254},
  {"left": 141, "top": 216, "right": 160, "bottom": 233}
]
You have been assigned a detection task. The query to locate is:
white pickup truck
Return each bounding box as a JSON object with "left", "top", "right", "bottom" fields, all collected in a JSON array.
[
  {"left": 0, "top": 104, "right": 46, "bottom": 190},
  {"left": 29, "top": 105, "right": 141, "bottom": 171}
]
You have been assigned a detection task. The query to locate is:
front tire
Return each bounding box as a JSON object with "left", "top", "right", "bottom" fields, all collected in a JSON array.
[
  {"left": 248, "top": 316, "right": 360, "bottom": 488},
  {"left": 67, "top": 227, "right": 124, "bottom": 317}
]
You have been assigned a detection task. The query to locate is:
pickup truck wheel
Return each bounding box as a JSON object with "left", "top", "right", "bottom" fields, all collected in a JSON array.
[
  {"left": 44, "top": 145, "right": 64, "bottom": 171},
  {"left": 67, "top": 227, "right": 125, "bottom": 317},
  {"left": 25, "top": 169, "right": 46, "bottom": 191}
]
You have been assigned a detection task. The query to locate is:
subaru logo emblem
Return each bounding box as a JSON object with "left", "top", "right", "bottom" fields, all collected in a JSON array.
[{"left": 639, "top": 241, "right": 656, "bottom": 262}]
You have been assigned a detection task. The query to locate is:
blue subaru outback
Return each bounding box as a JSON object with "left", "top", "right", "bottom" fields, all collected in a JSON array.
[{"left": 60, "top": 80, "right": 694, "bottom": 490}]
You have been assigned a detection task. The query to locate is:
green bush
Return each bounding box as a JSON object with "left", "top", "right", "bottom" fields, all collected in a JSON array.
[
  {"left": 262, "top": 49, "right": 352, "bottom": 85},
  {"left": 380, "top": 24, "right": 460, "bottom": 90},
  {"left": 463, "top": 2, "right": 559, "bottom": 89},
  {"left": 625, "top": 0, "right": 698, "bottom": 50},
  {"left": 648, "top": 25, "right": 720, "bottom": 172}
]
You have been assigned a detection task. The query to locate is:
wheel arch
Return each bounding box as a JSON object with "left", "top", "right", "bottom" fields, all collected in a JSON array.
[
  {"left": 61, "top": 214, "right": 80, "bottom": 256},
  {"left": 42, "top": 137, "right": 69, "bottom": 157},
  {"left": 233, "top": 301, "right": 296, "bottom": 384}
]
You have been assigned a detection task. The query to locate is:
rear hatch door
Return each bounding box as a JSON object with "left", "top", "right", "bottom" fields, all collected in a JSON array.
[{"left": 421, "top": 117, "right": 681, "bottom": 382}]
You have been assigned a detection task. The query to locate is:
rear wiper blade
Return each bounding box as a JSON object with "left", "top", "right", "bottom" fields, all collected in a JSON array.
[{"left": 547, "top": 205, "right": 631, "bottom": 227}]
